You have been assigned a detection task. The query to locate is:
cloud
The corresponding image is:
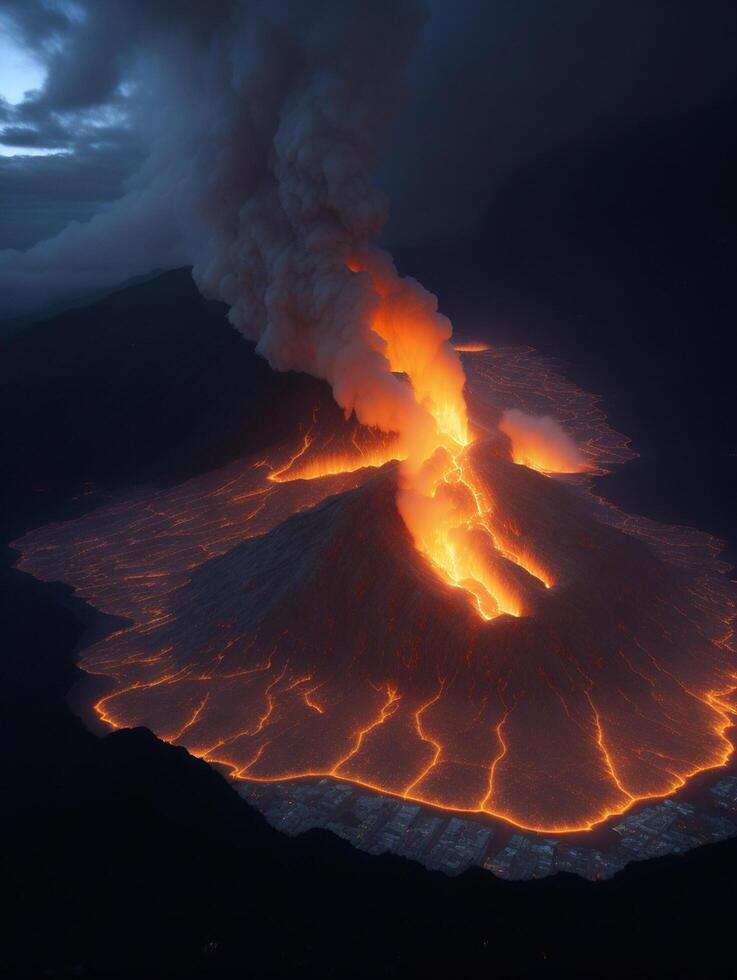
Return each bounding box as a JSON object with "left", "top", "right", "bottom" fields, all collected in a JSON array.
[
  {"left": 2, "top": 1, "right": 737, "bottom": 265},
  {"left": 498, "top": 409, "right": 587, "bottom": 474},
  {"left": 0, "top": 1, "right": 228, "bottom": 305},
  {"left": 0, "top": 142, "right": 143, "bottom": 249}
]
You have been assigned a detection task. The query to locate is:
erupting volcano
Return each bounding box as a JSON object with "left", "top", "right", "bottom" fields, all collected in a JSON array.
[
  {"left": 8, "top": 0, "right": 736, "bottom": 845},
  {"left": 15, "top": 344, "right": 737, "bottom": 834}
]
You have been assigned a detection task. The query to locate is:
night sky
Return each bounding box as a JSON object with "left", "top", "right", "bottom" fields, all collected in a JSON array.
[{"left": 1, "top": 1, "right": 735, "bottom": 262}]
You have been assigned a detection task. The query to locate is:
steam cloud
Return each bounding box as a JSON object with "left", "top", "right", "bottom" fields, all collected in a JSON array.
[{"left": 499, "top": 409, "right": 587, "bottom": 473}]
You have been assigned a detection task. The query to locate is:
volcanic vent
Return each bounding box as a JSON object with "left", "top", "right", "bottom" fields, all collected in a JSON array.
[{"left": 16, "top": 346, "right": 737, "bottom": 834}]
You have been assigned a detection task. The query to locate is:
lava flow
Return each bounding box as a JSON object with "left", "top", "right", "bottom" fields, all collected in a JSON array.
[
  {"left": 347, "top": 254, "right": 559, "bottom": 621},
  {"left": 14, "top": 345, "right": 737, "bottom": 834}
]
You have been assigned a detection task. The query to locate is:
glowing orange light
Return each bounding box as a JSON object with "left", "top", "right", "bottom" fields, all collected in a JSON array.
[
  {"left": 498, "top": 409, "right": 589, "bottom": 475},
  {"left": 347, "top": 256, "right": 551, "bottom": 619},
  {"left": 454, "top": 342, "right": 491, "bottom": 353},
  {"left": 13, "top": 345, "right": 736, "bottom": 835}
]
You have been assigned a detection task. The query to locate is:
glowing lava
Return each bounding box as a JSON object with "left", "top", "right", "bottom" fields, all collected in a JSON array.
[
  {"left": 453, "top": 342, "right": 491, "bottom": 353},
  {"left": 267, "top": 408, "right": 403, "bottom": 483},
  {"left": 14, "top": 346, "right": 737, "bottom": 834},
  {"left": 348, "top": 255, "right": 555, "bottom": 620}
]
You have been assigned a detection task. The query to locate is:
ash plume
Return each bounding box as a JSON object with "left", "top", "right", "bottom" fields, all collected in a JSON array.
[{"left": 0, "top": 0, "right": 465, "bottom": 455}]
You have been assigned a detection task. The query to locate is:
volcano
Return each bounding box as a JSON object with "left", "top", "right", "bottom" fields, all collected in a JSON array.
[{"left": 15, "top": 346, "right": 737, "bottom": 835}]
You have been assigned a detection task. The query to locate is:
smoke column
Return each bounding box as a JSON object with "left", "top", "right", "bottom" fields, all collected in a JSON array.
[
  {"left": 176, "top": 0, "right": 474, "bottom": 578},
  {"left": 184, "top": 1, "right": 480, "bottom": 598},
  {"left": 2, "top": 0, "right": 506, "bottom": 609},
  {"left": 2, "top": 1, "right": 466, "bottom": 457},
  {"left": 187, "top": 1, "right": 468, "bottom": 464}
]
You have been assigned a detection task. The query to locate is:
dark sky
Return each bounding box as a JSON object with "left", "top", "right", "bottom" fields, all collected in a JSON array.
[
  {"left": 0, "top": 0, "right": 735, "bottom": 308},
  {"left": 385, "top": 0, "right": 737, "bottom": 246}
]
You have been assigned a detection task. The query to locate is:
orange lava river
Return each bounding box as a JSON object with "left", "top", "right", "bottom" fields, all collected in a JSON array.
[{"left": 14, "top": 346, "right": 737, "bottom": 833}]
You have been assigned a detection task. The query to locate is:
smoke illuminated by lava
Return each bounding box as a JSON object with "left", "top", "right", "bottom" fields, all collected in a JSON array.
[
  {"left": 345, "top": 250, "right": 549, "bottom": 620},
  {"left": 15, "top": 347, "right": 737, "bottom": 834},
  {"left": 499, "top": 409, "right": 588, "bottom": 475}
]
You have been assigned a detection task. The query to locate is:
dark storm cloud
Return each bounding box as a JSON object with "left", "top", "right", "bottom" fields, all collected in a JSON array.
[
  {"left": 0, "top": 0, "right": 238, "bottom": 311},
  {"left": 0, "top": 0, "right": 233, "bottom": 172},
  {"left": 1, "top": 118, "right": 132, "bottom": 149},
  {"left": 1, "top": 0, "right": 221, "bottom": 113},
  {"left": 0, "top": 140, "right": 144, "bottom": 249},
  {"left": 1, "top": 124, "right": 70, "bottom": 148},
  {"left": 0, "top": 0, "right": 736, "bottom": 313}
]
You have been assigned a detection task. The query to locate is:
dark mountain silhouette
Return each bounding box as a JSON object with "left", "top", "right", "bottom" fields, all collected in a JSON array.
[{"left": 0, "top": 266, "right": 332, "bottom": 540}]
